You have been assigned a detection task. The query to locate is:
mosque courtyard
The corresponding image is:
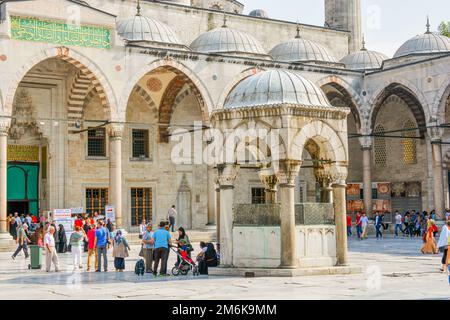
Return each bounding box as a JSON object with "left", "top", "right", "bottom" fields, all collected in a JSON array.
[{"left": 0, "top": 237, "right": 448, "bottom": 300}]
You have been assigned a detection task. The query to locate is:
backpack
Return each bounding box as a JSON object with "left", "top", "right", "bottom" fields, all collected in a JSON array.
[{"left": 135, "top": 259, "right": 145, "bottom": 276}]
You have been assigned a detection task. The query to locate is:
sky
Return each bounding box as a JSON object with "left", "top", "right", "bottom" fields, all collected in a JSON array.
[{"left": 241, "top": 0, "right": 450, "bottom": 57}]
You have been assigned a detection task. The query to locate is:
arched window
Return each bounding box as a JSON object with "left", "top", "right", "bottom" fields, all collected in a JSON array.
[
  {"left": 374, "top": 124, "right": 387, "bottom": 167},
  {"left": 402, "top": 119, "right": 417, "bottom": 164}
]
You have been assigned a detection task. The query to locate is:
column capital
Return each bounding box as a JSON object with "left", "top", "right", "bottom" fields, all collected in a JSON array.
[
  {"left": 217, "top": 163, "right": 239, "bottom": 188},
  {"left": 0, "top": 119, "right": 11, "bottom": 136},
  {"left": 108, "top": 123, "right": 124, "bottom": 139},
  {"left": 330, "top": 165, "right": 348, "bottom": 187},
  {"left": 428, "top": 126, "right": 443, "bottom": 143},
  {"left": 275, "top": 160, "right": 301, "bottom": 187},
  {"left": 359, "top": 136, "right": 373, "bottom": 150}
]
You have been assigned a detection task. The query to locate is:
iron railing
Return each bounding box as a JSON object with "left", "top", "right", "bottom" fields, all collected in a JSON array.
[{"left": 234, "top": 203, "right": 335, "bottom": 226}]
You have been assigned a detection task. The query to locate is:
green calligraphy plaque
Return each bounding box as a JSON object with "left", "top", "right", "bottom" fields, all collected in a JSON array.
[{"left": 10, "top": 16, "right": 110, "bottom": 49}]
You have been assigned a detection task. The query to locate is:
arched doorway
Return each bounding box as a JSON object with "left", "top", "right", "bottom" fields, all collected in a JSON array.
[
  {"left": 4, "top": 53, "right": 115, "bottom": 217},
  {"left": 122, "top": 64, "right": 211, "bottom": 229},
  {"left": 370, "top": 83, "right": 428, "bottom": 214}
]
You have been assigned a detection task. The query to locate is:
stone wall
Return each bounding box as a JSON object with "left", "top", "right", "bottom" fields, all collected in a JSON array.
[{"left": 232, "top": 225, "right": 337, "bottom": 268}]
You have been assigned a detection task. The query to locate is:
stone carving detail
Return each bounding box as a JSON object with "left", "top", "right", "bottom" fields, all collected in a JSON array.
[
  {"left": 9, "top": 88, "right": 42, "bottom": 140},
  {"left": 108, "top": 123, "right": 124, "bottom": 139},
  {"left": 275, "top": 160, "right": 301, "bottom": 186},
  {"left": 217, "top": 164, "right": 239, "bottom": 187},
  {"left": 391, "top": 182, "right": 406, "bottom": 197}
]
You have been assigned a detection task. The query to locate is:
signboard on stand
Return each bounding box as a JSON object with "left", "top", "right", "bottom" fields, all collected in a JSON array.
[
  {"left": 53, "top": 209, "right": 74, "bottom": 240},
  {"left": 105, "top": 205, "right": 115, "bottom": 223}
]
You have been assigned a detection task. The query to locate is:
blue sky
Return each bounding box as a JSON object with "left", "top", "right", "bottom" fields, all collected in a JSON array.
[{"left": 242, "top": 0, "right": 450, "bottom": 57}]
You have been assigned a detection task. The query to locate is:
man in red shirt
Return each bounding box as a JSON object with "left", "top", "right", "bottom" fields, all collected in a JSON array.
[
  {"left": 86, "top": 224, "right": 97, "bottom": 271},
  {"left": 346, "top": 214, "right": 352, "bottom": 237},
  {"left": 355, "top": 212, "right": 362, "bottom": 239},
  {"left": 74, "top": 215, "right": 83, "bottom": 229}
]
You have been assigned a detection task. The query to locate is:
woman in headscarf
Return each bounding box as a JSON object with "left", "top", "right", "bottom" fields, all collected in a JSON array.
[
  {"left": 112, "top": 230, "right": 130, "bottom": 272},
  {"left": 421, "top": 219, "right": 439, "bottom": 254},
  {"left": 57, "top": 224, "right": 67, "bottom": 253},
  {"left": 174, "top": 227, "right": 192, "bottom": 267}
]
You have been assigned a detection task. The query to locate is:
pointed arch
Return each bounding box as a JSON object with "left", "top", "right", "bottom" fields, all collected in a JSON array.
[
  {"left": 316, "top": 75, "right": 364, "bottom": 133},
  {"left": 434, "top": 78, "right": 450, "bottom": 124},
  {"left": 291, "top": 120, "right": 347, "bottom": 164},
  {"left": 3, "top": 47, "right": 118, "bottom": 120},
  {"left": 368, "top": 79, "right": 430, "bottom": 137},
  {"left": 119, "top": 59, "right": 213, "bottom": 124}
]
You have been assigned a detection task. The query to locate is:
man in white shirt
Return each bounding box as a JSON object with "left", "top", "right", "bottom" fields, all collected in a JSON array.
[
  {"left": 360, "top": 213, "right": 370, "bottom": 240},
  {"left": 167, "top": 205, "right": 177, "bottom": 232},
  {"left": 394, "top": 211, "right": 404, "bottom": 238},
  {"left": 44, "top": 226, "right": 60, "bottom": 272}
]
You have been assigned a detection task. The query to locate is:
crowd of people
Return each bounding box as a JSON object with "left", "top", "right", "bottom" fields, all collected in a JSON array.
[
  {"left": 346, "top": 209, "right": 450, "bottom": 272},
  {"left": 8, "top": 206, "right": 219, "bottom": 276}
]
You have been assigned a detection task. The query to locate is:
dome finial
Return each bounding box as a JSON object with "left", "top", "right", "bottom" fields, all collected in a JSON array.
[
  {"left": 222, "top": 12, "right": 228, "bottom": 28},
  {"left": 425, "top": 15, "right": 431, "bottom": 33},
  {"left": 295, "top": 21, "right": 301, "bottom": 39},
  {"left": 136, "top": 0, "right": 141, "bottom": 16},
  {"left": 361, "top": 34, "right": 366, "bottom": 51}
]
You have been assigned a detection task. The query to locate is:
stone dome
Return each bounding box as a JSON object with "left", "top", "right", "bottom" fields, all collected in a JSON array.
[
  {"left": 394, "top": 26, "right": 450, "bottom": 58},
  {"left": 190, "top": 19, "right": 268, "bottom": 57},
  {"left": 116, "top": 9, "right": 183, "bottom": 47},
  {"left": 269, "top": 29, "right": 336, "bottom": 63},
  {"left": 249, "top": 9, "right": 269, "bottom": 18},
  {"left": 224, "top": 70, "right": 332, "bottom": 109},
  {"left": 339, "top": 41, "right": 388, "bottom": 70}
]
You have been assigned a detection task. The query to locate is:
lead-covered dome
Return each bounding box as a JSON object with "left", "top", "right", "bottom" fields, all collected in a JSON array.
[
  {"left": 224, "top": 70, "right": 332, "bottom": 109},
  {"left": 190, "top": 18, "right": 268, "bottom": 57},
  {"left": 116, "top": 6, "right": 185, "bottom": 49},
  {"left": 249, "top": 9, "right": 269, "bottom": 18},
  {"left": 340, "top": 40, "right": 388, "bottom": 70},
  {"left": 394, "top": 21, "right": 450, "bottom": 58},
  {"left": 270, "top": 27, "right": 336, "bottom": 63}
]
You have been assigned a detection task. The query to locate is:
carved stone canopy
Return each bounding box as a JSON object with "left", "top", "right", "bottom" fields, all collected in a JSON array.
[{"left": 9, "top": 88, "right": 43, "bottom": 141}]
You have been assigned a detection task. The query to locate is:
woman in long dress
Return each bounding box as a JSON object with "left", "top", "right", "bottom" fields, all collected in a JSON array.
[
  {"left": 421, "top": 219, "right": 438, "bottom": 254},
  {"left": 112, "top": 230, "right": 130, "bottom": 272}
]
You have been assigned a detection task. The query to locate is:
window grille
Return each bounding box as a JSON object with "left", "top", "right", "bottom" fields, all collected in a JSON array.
[
  {"left": 131, "top": 188, "right": 152, "bottom": 226},
  {"left": 251, "top": 188, "right": 266, "bottom": 204},
  {"left": 132, "top": 129, "right": 149, "bottom": 158},
  {"left": 402, "top": 120, "right": 417, "bottom": 164},
  {"left": 87, "top": 127, "right": 106, "bottom": 157},
  {"left": 374, "top": 125, "right": 387, "bottom": 167},
  {"left": 85, "top": 188, "right": 108, "bottom": 216}
]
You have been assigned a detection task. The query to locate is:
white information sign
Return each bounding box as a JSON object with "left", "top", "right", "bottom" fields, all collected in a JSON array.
[{"left": 105, "top": 205, "right": 115, "bottom": 223}]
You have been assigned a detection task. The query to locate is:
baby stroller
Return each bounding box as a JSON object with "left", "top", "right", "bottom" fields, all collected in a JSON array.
[{"left": 170, "top": 245, "right": 199, "bottom": 276}]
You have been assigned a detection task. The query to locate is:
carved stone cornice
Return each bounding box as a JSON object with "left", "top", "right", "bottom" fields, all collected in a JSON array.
[
  {"left": 211, "top": 104, "right": 350, "bottom": 122},
  {"left": 275, "top": 160, "right": 301, "bottom": 187},
  {"left": 217, "top": 164, "right": 240, "bottom": 188}
]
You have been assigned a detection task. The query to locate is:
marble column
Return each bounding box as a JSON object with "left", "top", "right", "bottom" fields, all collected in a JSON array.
[
  {"left": 206, "top": 167, "right": 216, "bottom": 225},
  {"left": 362, "top": 146, "right": 373, "bottom": 215},
  {"left": 217, "top": 164, "right": 239, "bottom": 267},
  {"left": 276, "top": 160, "right": 301, "bottom": 269},
  {"left": 431, "top": 139, "right": 445, "bottom": 219},
  {"left": 109, "top": 125, "right": 123, "bottom": 229},
  {"left": 0, "top": 123, "right": 8, "bottom": 234},
  {"left": 215, "top": 179, "right": 221, "bottom": 244},
  {"left": 332, "top": 180, "right": 348, "bottom": 266}
]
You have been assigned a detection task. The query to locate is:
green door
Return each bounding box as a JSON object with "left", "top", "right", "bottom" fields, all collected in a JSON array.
[{"left": 7, "top": 163, "right": 39, "bottom": 216}]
